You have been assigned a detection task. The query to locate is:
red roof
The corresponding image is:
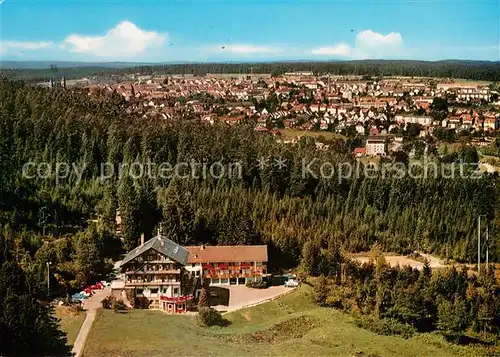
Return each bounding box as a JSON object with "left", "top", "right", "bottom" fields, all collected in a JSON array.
[
  {"left": 255, "top": 126, "right": 269, "bottom": 132},
  {"left": 186, "top": 245, "right": 268, "bottom": 264}
]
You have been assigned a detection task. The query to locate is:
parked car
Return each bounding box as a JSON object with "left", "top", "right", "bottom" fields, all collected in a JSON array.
[
  {"left": 70, "top": 292, "right": 88, "bottom": 303},
  {"left": 284, "top": 279, "right": 299, "bottom": 288}
]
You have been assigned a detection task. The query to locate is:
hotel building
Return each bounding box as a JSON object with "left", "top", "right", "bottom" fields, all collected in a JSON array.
[{"left": 117, "top": 233, "right": 268, "bottom": 312}]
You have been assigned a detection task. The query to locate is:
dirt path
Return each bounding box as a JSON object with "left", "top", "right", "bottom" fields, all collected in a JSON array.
[
  {"left": 354, "top": 253, "right": 448, "bottom": 270},
  {"left": 72, "top": 287, "right": 110, "bottom": 357},
  {"left": 419, "top": 253, "right": 446, "bottom": 268}
]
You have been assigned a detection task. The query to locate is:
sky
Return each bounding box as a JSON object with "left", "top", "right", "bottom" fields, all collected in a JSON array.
[{"left": 0, "top": 0, "right": 499, "bottom": 62}]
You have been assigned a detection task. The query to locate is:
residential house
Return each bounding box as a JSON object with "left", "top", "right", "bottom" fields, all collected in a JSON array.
[
  {"left": 118, "top": 234, "right": 192, "bottom": 313},
  {"left": 365, "top": 136, "right": 387, "bottom": 156},
  {"left": 118, "top": 234, "right": 269, "bottom": 313},
  {"left": 184, "top": 245, "right": 268, "bottom": 290}
]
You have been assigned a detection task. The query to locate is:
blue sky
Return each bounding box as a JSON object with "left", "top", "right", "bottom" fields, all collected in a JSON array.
[{"left": 1, "top": 0, "right": 499, "bottom": 62}]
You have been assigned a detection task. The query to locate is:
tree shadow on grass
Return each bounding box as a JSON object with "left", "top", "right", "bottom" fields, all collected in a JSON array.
[{"left": 457, "top": 335, "right": 493, "bottom": 346}]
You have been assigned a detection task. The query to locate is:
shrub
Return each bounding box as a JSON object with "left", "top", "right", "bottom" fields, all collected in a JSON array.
[
  {"left": 69, "top": 304, "right": 85, "bottom": 314},
  {"left": 125, "top": 289, "right": 136, "bottom": 308},
  {"left": 355, "top": 315, "right": 415, "bottom": 339},
  {"left": 134, "top": 296, "right": 151, "bottom": 309},
  {"left": 245, "top": 280, "right": 268, "bottom": 289},
  {"left": 112, "top": 299, "right": 127, "bottom": 312},
  {"left": 198, "top": 286, "right": 210, "bottom": 308},
  {"left": 101, "top": 295, "right": 116, "bottom": 309},
  {"left": 197, "top": 307, "right": 227, "bottom": 327}
]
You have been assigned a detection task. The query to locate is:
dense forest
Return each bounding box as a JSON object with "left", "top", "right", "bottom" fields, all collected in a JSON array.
[
  {"left": 2, "top": 59, "right": 500, "bottom": 82},
  {"left": 309, "top": 249, "right": 499, "bottom": 349},
  {"left": 0, "top": 78, "right": 497, "bottom": 265},
  {"left": 0, "top": 77, "right": 498, "bottom": 355}
]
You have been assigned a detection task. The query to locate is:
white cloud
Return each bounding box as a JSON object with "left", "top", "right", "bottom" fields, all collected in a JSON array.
[
  {"left": 310, "top": 30, "right": 404, "bottom": 59},
  {"left": 214, "top": 44, "right": 281, "bottom": 54},
  {"left": 62, "top": 21, "right": 166, "bottom": 59},
  {"left": 1, "top": 41, "right": 53, "bottom": 55},
  {"left": 356, "top": 30, "right": 403, "bottom": 50},
  {"left": 310, "top": 43, "right": 351, "bottom": 56}
]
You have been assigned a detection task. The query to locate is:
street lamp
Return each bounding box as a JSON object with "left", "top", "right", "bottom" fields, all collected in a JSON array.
[{"left": 46, "top": 261, "right": 52, "bottom": 297}]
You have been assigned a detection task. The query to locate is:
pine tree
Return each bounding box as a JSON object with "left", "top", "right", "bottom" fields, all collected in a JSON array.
[
  {"left": 437, "top": 297, "right": 469, "bottom": 342},
  {"left": 74, "top": 227, "right": 105, "bottom": 287},
  {"left": 301, "top": 239, "right": 321, "bottom": 276},
  {"left": 313, "top": 275, "right": 330, "bottom": 306},
  {"left": 0, "top": 234, "right": 70, "bottom": 356},
  {"left": 117, "top": 175, "right": 139, "bottom": 250},
  {"left": 198, "top": 280, "right": 210, "bottom": 308},
  {"left": 159, "top": 183, "right": 194, "bottom": 245}
]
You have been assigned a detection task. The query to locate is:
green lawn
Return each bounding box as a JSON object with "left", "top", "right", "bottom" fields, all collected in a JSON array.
[
  {"left": 54, "top": 306, "right": 86, "bottom": 347},
  {"left": 81, "top": 286, "right": 491, "bottom": 357}
]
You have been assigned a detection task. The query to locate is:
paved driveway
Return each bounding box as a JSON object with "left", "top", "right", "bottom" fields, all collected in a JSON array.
[
  {"left": 72, "top": 287, "right": 110, "bottom": 357},
  {"left": 213, "top": 285, "right": 293, "bottom": 312}
]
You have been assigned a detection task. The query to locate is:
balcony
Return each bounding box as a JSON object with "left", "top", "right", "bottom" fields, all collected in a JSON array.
[
  {"left": 125, "top": 270, "right": 180, "bottom": 275},
  {"left": 126, "top": 280, "right": 181, "bottom": 286},
  {"left": 204, "top": 272, "right": 261, "bottom": 279}
]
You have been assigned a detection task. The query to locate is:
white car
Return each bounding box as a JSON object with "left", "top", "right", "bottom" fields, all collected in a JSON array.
[{"left": 284, "top": 279, "right": 299, "bottom": 288}]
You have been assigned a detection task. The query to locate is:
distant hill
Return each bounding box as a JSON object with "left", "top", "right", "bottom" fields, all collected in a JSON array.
[
  {"left": 0, "top": 61, "right": 156, "bottom": 69},
  {"left": 1, "top": 59, "right": 499, "bottom": 82}
]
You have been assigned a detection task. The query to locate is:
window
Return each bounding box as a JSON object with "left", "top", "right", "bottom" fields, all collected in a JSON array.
[
  {"left": 192, "top": 263, "right": 195, "bottom": 268},
  {"left": 151, "top": 288, "right": 158, "bottom": 294},
  {"left": 173, "top": 288, "right": 179, "bottom": 296}
]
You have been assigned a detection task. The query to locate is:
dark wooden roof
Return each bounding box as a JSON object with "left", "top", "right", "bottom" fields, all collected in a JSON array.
[{"left": 120, "top": 234, "right": 189, "bottom": 267}]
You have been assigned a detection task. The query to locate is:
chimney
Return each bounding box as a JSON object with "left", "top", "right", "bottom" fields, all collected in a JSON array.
[
  {"left": 200, "top": 245, "right": 205, "bottom": 250},
  {"left": 140, "top": 233, "right": 145, "bottom": 247}
]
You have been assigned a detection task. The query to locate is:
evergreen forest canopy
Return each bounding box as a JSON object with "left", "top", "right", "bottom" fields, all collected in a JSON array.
[
  {"left": 0, "top": 78, "right": 497, "bottom": 267},
  {"left": 1, "top": 59, "right": 500, "bottom": 82},
  {"left": 0, "top": 77, "right": 498, "bottom": 355}
]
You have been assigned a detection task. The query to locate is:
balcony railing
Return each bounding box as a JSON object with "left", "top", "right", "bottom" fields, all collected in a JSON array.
[
  {"left": 204, "top": 272, "right": 262, "bottom": 279},
  {"left": 125, "top": 270, "right": 180, "bottom": 275},
  {"left": 126, "top": 281, "right": 181, "bottom": 286}
]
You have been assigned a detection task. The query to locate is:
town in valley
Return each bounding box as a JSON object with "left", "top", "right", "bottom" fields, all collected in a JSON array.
[{"left": 1, "top": 0, "right": 499, "bottom": 356}]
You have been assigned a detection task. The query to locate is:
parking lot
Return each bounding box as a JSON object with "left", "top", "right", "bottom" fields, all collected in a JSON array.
[{"left": 211, "top": 285, "right": 293, "bottom": 312}]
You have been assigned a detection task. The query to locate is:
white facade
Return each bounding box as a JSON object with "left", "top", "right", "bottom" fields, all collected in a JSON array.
[
  {"left": 395, "top": 115, "right": 433, "bottom": 126},
  {"left": 366, "top": 138, "right": 387, "bottom": 156}
]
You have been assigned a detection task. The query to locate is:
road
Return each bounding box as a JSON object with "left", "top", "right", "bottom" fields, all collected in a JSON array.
[
  {"left": 72, "top": 287, "right": 110, "bottom": 357},
  {"left": 479, "top": 162, "right": 497, "bottom": 173}
]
